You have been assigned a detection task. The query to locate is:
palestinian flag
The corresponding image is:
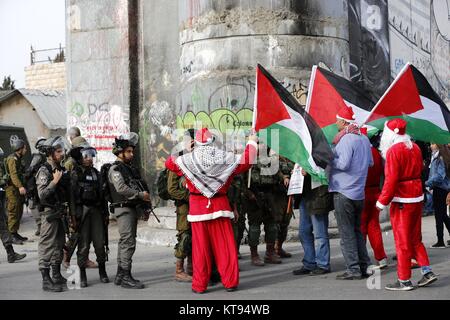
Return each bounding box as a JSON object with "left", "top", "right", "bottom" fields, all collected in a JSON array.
[
  {"left": 363, "top": 63, "right": 450, "bottom": 144},
  {"left": 306, "top": 66, "right": 377, "bottom": 143},
  {"left": 253, "top": 64, "right": 333, "bottom": 184}
]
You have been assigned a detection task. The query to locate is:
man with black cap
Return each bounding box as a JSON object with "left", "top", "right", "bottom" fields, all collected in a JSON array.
[
  {"left": 36, "top": 136, "right": 71, "bottom": 292},
  {"left": 68, "top": 142, "right": 109, "bottom": 287},
  {"left": 0, "top": 147, "right": 27, "bottom": 263},
  {"left": 5, "top": 138, "right": 28, "bottom": 243},
  {"left": 107, "top": 132, "right": 151, "bottom": 289}
]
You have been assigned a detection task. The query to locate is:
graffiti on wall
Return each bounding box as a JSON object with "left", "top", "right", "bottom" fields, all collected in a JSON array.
[
  {"left": 68, "top": 102, "right": 129, "bottom": 165},
  {"left": 388, "top": 0, "right": 450, "bottom": 103}
]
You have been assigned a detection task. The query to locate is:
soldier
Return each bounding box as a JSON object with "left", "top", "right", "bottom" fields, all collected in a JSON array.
[
  {"left": 228, "top": 174, "right": 246, "bottom": 258},
  {"left": 36, "top": 136, "right": 71, "bottom": 292},
  {"left": 274, "top": 156, "right": 295, "bottom": 258},
  {"left": 242, "top": 144, "right": 282, "bottom": 266},
  {"left": 24, "top": 137, "right": 47, "bottom": 236},
  {"left": 64, "top": 136, "right": 87, "bottom": 172},
  {"left": 168, "top": 129, "right": 194, "bottom": 282},
  {"left": 108, "top": 132, "right": 150, "bottom": 289},
  {"left": 69, "top": 142, "right": 109, "bottom": 287},
  {"left": 0, "top": 147, "right": 27, "bottom": 263},
  {"left": 5, "top": 138, "right": 28, "bottom": 243}
]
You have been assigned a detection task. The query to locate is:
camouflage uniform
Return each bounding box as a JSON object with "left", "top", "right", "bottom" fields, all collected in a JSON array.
[
  {"left": 4, "top": 153, "right": 25, "bottom": 234},
  {"left": 227, "top": 174, "right": 246, "bottom": 254}
]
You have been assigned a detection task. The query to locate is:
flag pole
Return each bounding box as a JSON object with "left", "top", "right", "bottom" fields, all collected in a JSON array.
[
  {"left": 361, "top": 62, "right": 412, "bottom": 125},
  {"left": 248, "top": 64, "right": 259, "bottom": 188}
]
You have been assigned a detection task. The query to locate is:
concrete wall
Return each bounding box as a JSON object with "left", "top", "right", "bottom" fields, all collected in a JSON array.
[
  {"left": 25, "top": 63, "right": 66, "bottom": 90},
  {"left": 0, "top": 95, "right": 50, "bottom": 152},
  {"left": 66, "top": 0, "right": 131, "bottom": 166}
]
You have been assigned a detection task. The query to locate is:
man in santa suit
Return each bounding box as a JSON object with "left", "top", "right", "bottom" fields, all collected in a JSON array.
[
  {"left": 376, "top": 118, "right": 438, "bottom": 291},
  {"left": 166, "top": 128, "right": 258, "bottom": 293},
  {"left": 360, "top": 127, "right": 388, "bottom": 269}
]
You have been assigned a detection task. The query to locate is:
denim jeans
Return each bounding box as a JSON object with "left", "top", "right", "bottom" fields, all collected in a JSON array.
[
  {"left": 298, "top": 200, "right": 330, "bottom": 271},
  {"left": 333, "top": 193, "right": 371, "bottom": 275}
]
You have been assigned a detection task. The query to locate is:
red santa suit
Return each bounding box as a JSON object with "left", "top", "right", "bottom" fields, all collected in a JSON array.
[
  {"left": 165, "top": 128, "right": 257, "bottom": 293},
  {"left": 361, "top": 145, "right": 387, "bottom": 262},
  {"left": 376, "top": 119, "right": 430, "bottom": 281}
]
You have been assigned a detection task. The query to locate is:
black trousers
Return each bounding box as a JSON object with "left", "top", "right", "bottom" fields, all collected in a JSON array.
[{"left": 432, "top": 187, "right": 450, "bottom": 242}]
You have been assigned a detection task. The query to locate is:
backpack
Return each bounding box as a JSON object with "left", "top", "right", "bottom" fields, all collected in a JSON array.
[
  {"left": 157, "top": 168, "right": 171, "bottom": 201},
  {"left": 0, "top": 159, "right": 8, "bottom": 188},
  {"left": 100, "top": 163, "right": 113, "bottom": 203}
]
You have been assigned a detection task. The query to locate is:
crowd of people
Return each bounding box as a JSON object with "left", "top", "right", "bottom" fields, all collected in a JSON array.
[{"left": 0, "top": 103, "right": 448, "bottom": 294}]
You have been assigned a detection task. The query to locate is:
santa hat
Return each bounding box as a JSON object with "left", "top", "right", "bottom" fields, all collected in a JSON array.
[
  {"left": 385, "top": 118, "right": 407, "bottom": 135},
  {"left": 195, "top": 128, "right": 215, "bottom": 145},
  {"left": 360, "top": 126, "right": 368, "bottom": 136},
  {"left": 336, "top": 105, "right": 356, "bottom": 122}
]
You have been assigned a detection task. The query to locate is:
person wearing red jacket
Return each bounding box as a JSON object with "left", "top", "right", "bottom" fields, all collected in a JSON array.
[
  {"left": 360, "top": 127, "right": 388, "bottom": 269},
  {"left": 166, "top": 128, "right": 258, "bottom": 294},
  {"left": 376, "top": 119, "right": 437, "bottom": 291}
]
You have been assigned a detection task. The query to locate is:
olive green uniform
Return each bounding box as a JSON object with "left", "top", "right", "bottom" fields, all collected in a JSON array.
[
  {"left": 227, "top": 175, "right": 246, "bottom": 250},
  {"left": 0, "top": 161, "right": 13, "bottom": 248},
  {"left": 167, "top": 170, "right": 191, "bottom": 259},
  {"left": 5, "top": 153, "right": 25, "bottom": 233}
]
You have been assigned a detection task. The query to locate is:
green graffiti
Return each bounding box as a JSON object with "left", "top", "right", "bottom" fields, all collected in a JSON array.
[
  {"left": 177, "top": 108, "right": 253, "bottom": 133},
  {"left": 70, "top": 102, "right": 84, "bottom": 117}
]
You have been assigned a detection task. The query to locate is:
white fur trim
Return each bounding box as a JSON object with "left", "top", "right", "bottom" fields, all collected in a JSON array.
[
  {"left": 187, "top": 211, "right": 235, "bottom": 222},
  {"left": 392, "top": 195, "right": 424, "bottom": 203},
  {"left": 394, "top": 128, "right": 399, "bottom": 133},
  {"left": 376, "top": 201, "right": 387, "bottom": 210},
  {"left": 247, "top": 140, "right": 258, "bottom": 148}
]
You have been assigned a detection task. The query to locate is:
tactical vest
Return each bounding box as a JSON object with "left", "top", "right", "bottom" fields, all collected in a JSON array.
[
  {"left": 74, "top": 164, "right": 101, "bottom": 206},
  {"left": 25, "top": 153, "right": 46, "bottom": 198},
  {"left": 108, "top": 161, "right": 147, "bottom": 205},
  {"left": 5, "top": 154, "right": 24, "bottom": 186},
  {"left": 39, "top": 162, "right": 69, "bottom": 209}
]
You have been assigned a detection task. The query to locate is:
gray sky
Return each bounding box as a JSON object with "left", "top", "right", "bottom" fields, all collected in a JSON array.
[{"left": 0, "top": 0, "right": 65, "bottom": 88}]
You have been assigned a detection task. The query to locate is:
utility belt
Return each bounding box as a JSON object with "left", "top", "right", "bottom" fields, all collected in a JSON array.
[
  {"left": 109, "top": 201, "right": 138, "bottom": 213},
  {"left": 42, "top": 203, "right": 69, "bottom": 223}
]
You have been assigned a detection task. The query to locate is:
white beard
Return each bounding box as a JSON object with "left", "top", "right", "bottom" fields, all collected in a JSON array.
[{"left": 379, "top": 125, "right": 413, "bottom": 159}]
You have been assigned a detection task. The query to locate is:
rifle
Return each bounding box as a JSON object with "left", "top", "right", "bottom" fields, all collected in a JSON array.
[
  {"left": 65, "top": 208, "right": 88, "bottom": 261},
  {"left": 102, "top": 202, "right": 110, "bottom": 261},
  {"left": 134, "top": 180, "right": 160, "bottom": 223}
]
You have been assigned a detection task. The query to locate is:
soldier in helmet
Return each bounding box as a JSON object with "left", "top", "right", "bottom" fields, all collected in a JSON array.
[
  {"left": 68, "top": 142, "right": 109, "bottom": 287},
  {"left": 0, "top": 147, "right": 27, "bottom": 263},
  {"left": 36, "top": 136, "right": 71, "bottom": 292},
  {"left": 24, "top": 137, "right": 47, "bottom": 236},
  {"left": 5, "top": 138, "right": 28, "bottom": 243},
  {"left": 107, "top": 132, "right": 151, "bottom": 289}
]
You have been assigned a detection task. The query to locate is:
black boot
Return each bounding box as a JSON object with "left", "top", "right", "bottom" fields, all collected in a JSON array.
[
  {"left": 14, "top": 232, "right": 28, "bottom": 241},
  {"left": 52, "top": 264, "right": 67, "bottom": 285},
  {"left": 6, "top": 245, "right": 26, "bottom": 263},
  {"left": 80, "top": 267, "right": 88, "bottom": 288},
  {"left": 99, "top": 263, "right": 110, "bottom": 283},
  {"left": 41, "top": 268, "right": 62, "bottom": 292},
  {"left": 114, "top": 266, "right": 123, "bottom": 286},
  {"left": 121, "top": 269, "right": 144, "bottom": 289}
]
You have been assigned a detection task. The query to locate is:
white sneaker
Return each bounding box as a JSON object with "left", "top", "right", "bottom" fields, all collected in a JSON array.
[{"left": 373, "top": 258, "right": 388, "bottom": 270}]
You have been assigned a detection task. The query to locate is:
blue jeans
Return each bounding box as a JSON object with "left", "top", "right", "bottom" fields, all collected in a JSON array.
[{"left": 298, "top": 200, "right": 330, "bottom": 271}]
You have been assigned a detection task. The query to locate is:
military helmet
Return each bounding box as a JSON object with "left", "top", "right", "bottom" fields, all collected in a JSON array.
[
  {"left": 10, "top": 138, "right": 26, "bottom": 152},
  {"left": 41, "top": 136, "right": 68, "bottom": 156},
  {"left": 35, "top": 137, "right": 46, "bottom": 152},
  {"left": 112, "top": 132, "right": 139, "bottom": 155},
  {"left": 71, "top": 136, "right": 87, "bottom": 148}
]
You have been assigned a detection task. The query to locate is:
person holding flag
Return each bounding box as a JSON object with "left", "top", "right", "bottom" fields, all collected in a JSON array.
[
  {"left": 165, "top": 128, "right": 258, "bottom": 294},
  {"left": 376, "top": 118, "right": 438, "bottom": 291}
]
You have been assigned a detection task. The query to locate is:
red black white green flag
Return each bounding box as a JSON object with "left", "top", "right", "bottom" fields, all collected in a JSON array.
[
  {"left": 252, "top": 64, "right": 333, "bottom": 184},
  {"left": 306, "top": 66, "right": 377, "bottom": 143},
  {"left": 363, "top": 63, "right": 450, "bottom": 144}
]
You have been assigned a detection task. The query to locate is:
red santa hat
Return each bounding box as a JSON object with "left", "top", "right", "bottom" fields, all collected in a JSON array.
[
  {"left": 360, "top": 126, "right": 368, "bottom": 136},
  {"left": 385, "top": 118, "right": 407, "bottom": 135},
  {"left": 336, "top": 105, "right": 356, "bottom": 122},
  {"left": 195, "top": 128, "right": 215, "bottom": 145}
]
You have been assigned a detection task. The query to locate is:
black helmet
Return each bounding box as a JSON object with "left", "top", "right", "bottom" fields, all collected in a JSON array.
[
  {"left": 41, "top": 136, "right": 69, "bottom": 156},
  {"left": 112, "top": 132, "right": 139, "bottom": 155},
  {"left": 35, "top": 137, "right": 46, "bottom": 152},
  {"left": 10, "top": 138, "right": 26, "bottom": 152}
]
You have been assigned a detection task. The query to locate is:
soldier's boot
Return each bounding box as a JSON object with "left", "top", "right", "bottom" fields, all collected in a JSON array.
[
  {"left": 51, "top": 264, "right": 67, "bottom": 285},
  {"left": 35, "top": 224, "right": 41, "bottom": 236},
  {"left": 114, "top": 266, "right": 124, "bottom": 286},
  {"left": 250, "top": 246, "right": 264, "bottom": 266},
  {"left": 80, "top": 267, "right": 88, "bottom": 288},
  {"left": 14, "top": 232, "right": 28, "bottom": 241},
  {"left": 186, "top": 256, "right": 193, "bottom": 276},
  {"left": 175, "top": 258, "right": 192, "bottom": 282},
  {"left": 264, "top": 243, "right": 282, "bottom": 264},
  {"left": 275, "top": 240, "right": 292, "bottom": 258},
  {"left": 40, "top": 268, "right": 62, "bottom": 292},
  {"left": 121, "top": 269, "right": 145, "bottom": 289},
  {"left": 98, "top": 263, "right": 110, "bottom": 283},
  {"left": 6, "top": 245, "right": 26, "bottom": 263}
]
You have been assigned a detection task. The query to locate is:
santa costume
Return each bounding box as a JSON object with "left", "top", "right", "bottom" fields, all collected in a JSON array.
[
  {"left": 360, "top": 127, "right": 387, "bottom": 266},
  {"left": 165, "top": 128, "right": 257, "bottom": 293},
  {"left": 376, "top": 119, "right": 437, "bottom": 290}
]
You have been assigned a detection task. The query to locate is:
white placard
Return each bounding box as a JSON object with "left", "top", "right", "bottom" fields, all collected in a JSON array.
[{"left": 287, "top": 164, "right": 305, "bottom": 195}]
